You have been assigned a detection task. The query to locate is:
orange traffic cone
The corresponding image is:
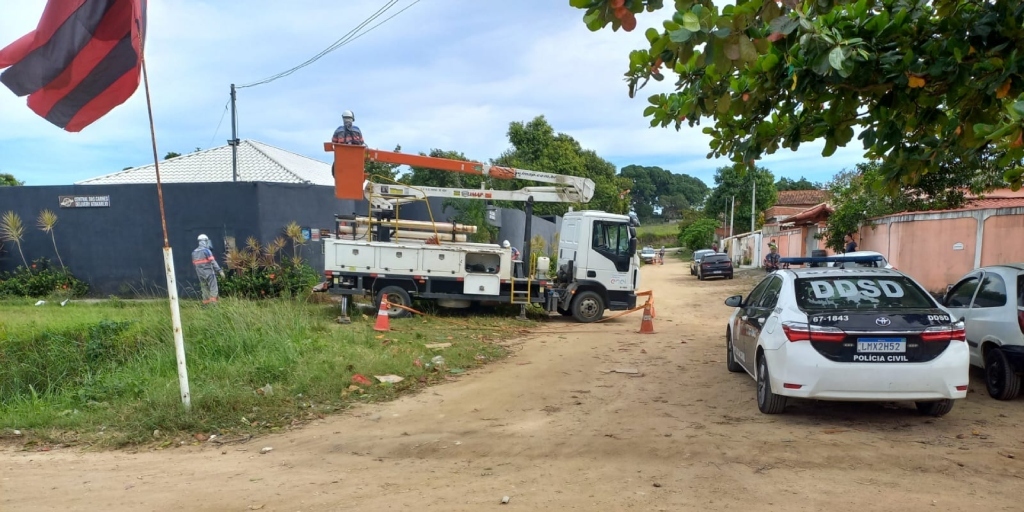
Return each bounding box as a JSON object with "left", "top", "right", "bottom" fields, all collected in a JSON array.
[
  {"left": 639, "top": 301, "right": 655, "bottom": 334},
  {"left": 648, "top": 299, "right": 656, "bottom": 319},
  {"left": 374, "top": 294, "right": 391, "bottom": 332}
]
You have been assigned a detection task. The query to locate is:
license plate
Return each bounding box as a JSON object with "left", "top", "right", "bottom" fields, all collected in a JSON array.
[
  {"left": 712, "top": 270, "right": 723, "bottom": 274},
  {"left": 857, "top": 338, "right": 906, "bottom": 353}
]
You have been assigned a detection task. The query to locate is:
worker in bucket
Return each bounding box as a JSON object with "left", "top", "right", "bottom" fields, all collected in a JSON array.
[
  {"left": 192, "top": 234, "right": 224, "bottom": 305},
  {"left": 331, "top": 109, "right": 365, "bottom": 177}
]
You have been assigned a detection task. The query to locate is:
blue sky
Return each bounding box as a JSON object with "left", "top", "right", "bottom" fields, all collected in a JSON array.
[{"left": 0, "top": 0, "right": 866, "bottom": 188}]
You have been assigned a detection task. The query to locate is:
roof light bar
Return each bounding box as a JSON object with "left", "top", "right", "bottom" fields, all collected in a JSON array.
[{"left": 778, "top": 255, "right": 885, "bottom": 265}]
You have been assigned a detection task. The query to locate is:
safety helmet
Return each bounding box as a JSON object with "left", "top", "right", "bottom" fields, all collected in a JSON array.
[
  {"left": 198, "top": 234, "right": 209, "bottom": 241},
  {"left": 502, "top": 240, "right": 510, "bottom": 248},
  {"left": 342, "top": 110, "right": 354, "bottom": 120}
]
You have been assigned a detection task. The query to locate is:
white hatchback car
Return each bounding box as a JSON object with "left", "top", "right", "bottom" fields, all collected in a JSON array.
[
  {"left": 724, "top": 256, "right": 970, "bottom": 416},
  {"left": 942, "top": 264, "right": 1024, "bottom": 400}
]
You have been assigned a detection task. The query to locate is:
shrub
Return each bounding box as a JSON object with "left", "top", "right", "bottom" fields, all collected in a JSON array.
[
  {"left": 220, "top": 236, "right": 320, "bottom": 299},
  {"left": 0, "top": 257, "right": 89, "bottom": 298}
]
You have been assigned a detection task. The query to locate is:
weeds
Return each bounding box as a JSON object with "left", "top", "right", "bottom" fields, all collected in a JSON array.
[
  {"left": 0, "top": 298, "right": 527, "bottom": 447},
  {"left": 0, "top": 211, "right": 27, "bottom": 267}
]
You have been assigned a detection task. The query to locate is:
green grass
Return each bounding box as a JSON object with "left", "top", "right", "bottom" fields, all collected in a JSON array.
[
  {"left": 635, "top": 221, "right": 679, "bottom": 238},
  {"left": 0, "top": 297, "right": 531, "bottom": 448}
]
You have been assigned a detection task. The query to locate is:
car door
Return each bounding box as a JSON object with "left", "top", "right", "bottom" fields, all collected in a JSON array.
[
  {"left": 734, "top": 276, "right": 774, "bottom": 371},
  {"left": 741, "top": 276, "right": 783, "bottom": 363},
  {"left": 943, "top": 272, "right": 983, "bottom": 364},
  {"left": 965, "top": 271, "right": 1010, "bottom": 365}
]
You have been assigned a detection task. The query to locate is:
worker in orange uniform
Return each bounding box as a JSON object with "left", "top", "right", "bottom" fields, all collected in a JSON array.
[
  {"left": 331, "top": 110, "right": 365, "bottom": 177},
  {"left": 192, "top": 234, "right": 224, "bottom": 305}
]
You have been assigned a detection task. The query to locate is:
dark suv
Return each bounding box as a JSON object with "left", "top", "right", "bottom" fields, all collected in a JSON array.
[{"left": 698, "top": 254, "right": 733, "bottom": 280}]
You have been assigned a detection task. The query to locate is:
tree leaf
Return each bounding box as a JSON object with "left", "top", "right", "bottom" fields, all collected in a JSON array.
[
  {"left": 828, "top": 46, "right": 845, "bottom": 71},
  {"left": 717, "top": 93, "right": 733, "bottom": 115},
  {"left": 738, "top": 36, "right": 758, "bottom": 64},
  {"left": 669, "top": 28, "right": 693, "bottom": 42},
  {"left": 724, "top": 42, "right": 740, "bottom": 61},
  {"left": 1011, "top": 100, "right": 1024, "bottom": 118},
  {"left": 907, "top": 75, "right": 926, "bottom": 88},
  {"left": 682, "top": 12, "right": 701, "bottom": 32}
]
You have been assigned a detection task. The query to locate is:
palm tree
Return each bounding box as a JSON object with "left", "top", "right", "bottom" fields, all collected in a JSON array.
[
  {"left": 37, "top": 209, "right": 65, "bottom": 270},
  {"left": 0, "top": 211, "right": 28, "bottom": 267}
]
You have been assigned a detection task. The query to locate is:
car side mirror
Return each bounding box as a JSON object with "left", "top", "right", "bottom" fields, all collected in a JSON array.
[
  {"left": 628, "top": 237, "right": 638, "bottom": 257},
  {"left": 725, "top": 295, "right": 743, "bottom": 308}
]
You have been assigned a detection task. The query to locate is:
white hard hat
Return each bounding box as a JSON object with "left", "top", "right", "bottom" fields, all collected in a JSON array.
[
  {"left": 502, "top": 240, "right": 510, "bottom": 248},
  {"left": 198, "top": 234, "right": 209, "bottom": 241},
  {"left": 342, "top": 110, "right": 354, "bottom": 119}
]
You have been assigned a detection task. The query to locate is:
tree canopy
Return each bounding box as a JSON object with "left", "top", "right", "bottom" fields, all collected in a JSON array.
[
  {"left": 704, "top": 164, "right": 777, "bottom": 230},
  {"left": 492, "top": 116, "right": 632, "bottom": 216},
  {"left": 618, "top": 164, "right": 709, "bottom": 221},
  {"left": 0, "top": 173, "right": 23, "bottom": 186},
  {"left": 572, "top": 0, "right": 1024, "bottom": 190},
  {"left": 775, "top": 176, "right": 822, "bottom": 190}
]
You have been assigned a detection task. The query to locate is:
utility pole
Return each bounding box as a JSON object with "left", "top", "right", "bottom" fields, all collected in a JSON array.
[
  {"left": 229, "top": 84, "right": 239, "bottom": 182},
  {"left": 729, "top": 195, "right": 735, "bottom": 237},
  {"left": 750, "top": 178, "right": 756, "bottom": 234}
]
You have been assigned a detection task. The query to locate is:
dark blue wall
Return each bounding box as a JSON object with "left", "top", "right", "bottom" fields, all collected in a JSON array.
[{"left": 0, "top": 183, "right": 453, "bottom": 297}]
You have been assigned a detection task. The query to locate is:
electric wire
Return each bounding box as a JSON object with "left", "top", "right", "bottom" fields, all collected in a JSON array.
[
  {"left": 208, "top": 100, "right": 230, "bottom": 148},
  {"left": 237, "top": 0, "right": 418, "bottom": 89}
]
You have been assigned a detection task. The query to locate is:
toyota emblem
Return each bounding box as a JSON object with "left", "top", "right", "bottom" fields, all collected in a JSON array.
[{"left": 875, "top": 317, "right": 891, "bottom": 327}]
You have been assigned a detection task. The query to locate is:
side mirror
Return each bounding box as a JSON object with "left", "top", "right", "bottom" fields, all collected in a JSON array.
[
  {"left": 628, "top": 237, "right": 638, "bottom": 257},
  {"left": 725, "top": 295, "right": 743, "bottom": 308}
]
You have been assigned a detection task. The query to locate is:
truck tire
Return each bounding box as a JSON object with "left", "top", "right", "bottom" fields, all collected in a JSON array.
[
  {"left": 571, "top": 291, "right": 605, "bottom": 323},
  {"left": 377, "top": 286, "right": 412, "bottom": 319}
]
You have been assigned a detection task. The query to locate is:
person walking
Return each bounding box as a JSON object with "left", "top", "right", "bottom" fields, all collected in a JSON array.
[
  {"left": 192, "top": 234, "right": 224, "bottom": 305},
  {"left": 659, "top": 246, "right": 666, "bottom": 265}
]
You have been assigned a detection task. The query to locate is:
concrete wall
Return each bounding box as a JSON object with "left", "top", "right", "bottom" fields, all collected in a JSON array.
[
  {"left": 858, "top": 208, "right": 1024, "bottom": 293},
  {"left": 497, "top": 208, "right": 561, "bottom": 259},
  {"left": 0, "top": 183, "right": 453, "bottom": 297}
]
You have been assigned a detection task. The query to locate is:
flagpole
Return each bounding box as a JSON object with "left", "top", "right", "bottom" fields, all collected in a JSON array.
[{"left": 141, "top": 57, "right": 191, "bottom": 411}]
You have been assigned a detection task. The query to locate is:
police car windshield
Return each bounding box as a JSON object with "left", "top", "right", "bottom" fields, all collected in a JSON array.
[{"left": 795, "top": 276, "right": 934, "bottom": 310}]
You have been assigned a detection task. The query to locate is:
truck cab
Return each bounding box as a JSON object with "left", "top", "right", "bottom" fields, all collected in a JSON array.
[{"left": 554, "top": 211, "right": 641, "bottom": 322}]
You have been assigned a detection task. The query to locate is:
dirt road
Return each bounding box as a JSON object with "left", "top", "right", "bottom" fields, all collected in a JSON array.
[{"left": 3, "top": 259, "right": 1024, "bottom": 511}]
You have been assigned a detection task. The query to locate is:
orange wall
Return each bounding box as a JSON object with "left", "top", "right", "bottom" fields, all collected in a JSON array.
[
  {"left": 981, "top": 215, "right": 1024, "bottom": 266},
  {"left": 860, "top": 217, "right": 977, "bottom": 292}
]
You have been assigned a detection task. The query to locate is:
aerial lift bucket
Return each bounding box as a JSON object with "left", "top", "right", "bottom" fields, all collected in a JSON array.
[{"left": 324, "top": 143, "right": 367, "bottom": 200}]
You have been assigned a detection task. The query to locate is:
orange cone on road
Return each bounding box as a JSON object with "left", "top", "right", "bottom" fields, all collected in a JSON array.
[
  {"left": 374, "top": 294, "right": 391, "bottom": 332},
  {"left": 639, "top": 301, "right": 655, "bottom": 334},
  {"left": 648, "top": 299, "right": 656, "bottom": 319}
]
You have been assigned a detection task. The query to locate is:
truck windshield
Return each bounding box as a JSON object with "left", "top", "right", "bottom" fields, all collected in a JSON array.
[
  {"left": 593, "top": 222, "right": 630, "bottom": 255},
  {"left": 795, "top": 275, "right": 935, "bottom": 310}
]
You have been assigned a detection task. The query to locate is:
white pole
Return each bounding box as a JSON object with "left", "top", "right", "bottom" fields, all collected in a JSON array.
[
  {"left": 142, "top": 58, "right": 191, "bottom": 410},
  {"left": 163, "top": 247, "right": 191, "bottom": 408},
  {"left": 729, "top": 195, "right": 735, "bottom": 237},
  {"left": 750, "top": 177, "right": 756, "bottom": 234}
]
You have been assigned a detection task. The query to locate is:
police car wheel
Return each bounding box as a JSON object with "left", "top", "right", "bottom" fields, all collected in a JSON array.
[
  {"left": 915, "top": 399, "right": 955, "bottom": 417},
  {"left": 756, "top": 356, "right": 787, "bottom": 414},
  {"left": 726, "top": 330, "right": 743, "bottom": 373}
]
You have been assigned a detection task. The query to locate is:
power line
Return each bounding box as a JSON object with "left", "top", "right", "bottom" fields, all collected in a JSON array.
[
  {"left": 208, "top": 100, "right": 230, "bottom": 148},
  {"left": 237, "top": 0, "right": 419, "bottom": 89}
]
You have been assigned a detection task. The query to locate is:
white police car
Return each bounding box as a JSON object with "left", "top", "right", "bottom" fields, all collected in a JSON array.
[{"left": 724, "top": 255, "right": 970, "bottom": 416}]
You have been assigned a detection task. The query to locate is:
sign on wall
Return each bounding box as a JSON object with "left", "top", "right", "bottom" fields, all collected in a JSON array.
[{"left": 59, "top": 195, "right": 110, "bottom": 208}]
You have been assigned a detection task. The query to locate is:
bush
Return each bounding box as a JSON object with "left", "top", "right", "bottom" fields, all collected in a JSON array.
[
  {"left": 220, "top": 236, "right": 320, "bottom": 299},
  {"left": 0, "top": 257, "right": 89, "bottom": 298}
]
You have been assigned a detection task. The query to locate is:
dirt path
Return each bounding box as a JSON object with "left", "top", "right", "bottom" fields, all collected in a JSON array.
[{"left": 3, "top": 259, "right": 1024, "bottom": 511}]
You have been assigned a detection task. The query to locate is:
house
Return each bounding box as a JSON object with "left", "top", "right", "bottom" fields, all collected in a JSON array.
[
  {"left": 760, "top": 189, "right": 831, "bottom": 261},
  {"left": 763, "top": 190, "right": 828, "bottom": 224}
]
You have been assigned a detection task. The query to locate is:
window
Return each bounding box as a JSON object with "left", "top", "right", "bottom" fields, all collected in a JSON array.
[
  {"left": 972, "top": 273, "right": 1007, "bottom": 308},
  {"left": 745, "top": 276, "right": 774, "bottom": 307},
  {"left": 794, "top": 276, "right": 934, "bottom": 310},
  {"left": 757, "top": 277, "right": 783, "bottom": 308},
  {"left": 1018, "top": 274, "right": 1024, "bottom": 308},
  {"left": 945, "top": 276, "right": 980, "bottom": 308},
  {"left": 592, "top": 221, "right": 632, "bottom": 272}
]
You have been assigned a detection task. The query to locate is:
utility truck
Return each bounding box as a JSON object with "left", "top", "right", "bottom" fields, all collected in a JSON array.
[{"left": 316, "top": 143, "right": 642, "bottom": 323}]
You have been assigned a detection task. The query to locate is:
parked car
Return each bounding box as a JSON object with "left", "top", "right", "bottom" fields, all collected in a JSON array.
[
  {"left": 690, "top": 249, "right": 717, "bottom": 275},
  {"left": 942, "top": 264, "right": 1024, "bottom": 400},
  {"left": 640, "top": 246, "right": 657, "bottom": 264},
  {"left": 698, "top": 253, "right": 733, "bottom": 280},
  {"left": 723, "top": 257, "right": 969, "bottom": 416}
]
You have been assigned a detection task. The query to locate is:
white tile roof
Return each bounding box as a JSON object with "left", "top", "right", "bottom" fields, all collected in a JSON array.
[{"left": 76, "top": 140, "right": 333, "bottom": 186}]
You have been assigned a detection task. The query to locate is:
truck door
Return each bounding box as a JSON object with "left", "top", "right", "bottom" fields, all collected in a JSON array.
[{"left": 585, "top": 220, "right": 634, "bottom": 292}]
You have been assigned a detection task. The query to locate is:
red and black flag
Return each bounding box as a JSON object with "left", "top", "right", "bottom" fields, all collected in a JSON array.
[{"left": 0, "top": 0, "right": 147, "bottom": 132}]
